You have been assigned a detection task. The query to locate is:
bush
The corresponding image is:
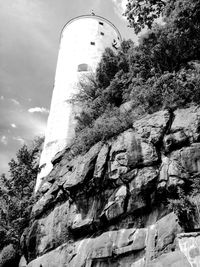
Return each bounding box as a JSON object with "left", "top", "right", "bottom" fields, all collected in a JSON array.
[
  {"left": 167, "top": 173, "right": 200, "bottom": 231},
  {"left": 168, "top": 192, "right": 196, "bottom": 230},
  {"left": 69, "top": 15, "right": 200, "bottom": 157},
  {"left": 69, "top": 109, "right": 132, "bottom": 157},
  {"left": 129, "top": 67, "right": 200, "bottom": 114}
]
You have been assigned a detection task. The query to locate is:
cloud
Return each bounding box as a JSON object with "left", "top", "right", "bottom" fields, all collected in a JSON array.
[
  {"left": 10, "top": 123, "right": 17, "bottom": 128},
  {"left": 13, "top": 136, "right": 25, "bottom": 144},
  {"left": 0, "top": 96, "right": 5, "bottom": 100},
  {"left": 111, "top": 0, "right": 127, "bottom": 19},
  {"left": 1, "top": 136, "right": 8, "bottom": 145},
  {"left": 11, "top": 98, "right": 20, "bottom": 105},
  {"left": 28, "top": 107, "right": 49, "bottom": 114}
]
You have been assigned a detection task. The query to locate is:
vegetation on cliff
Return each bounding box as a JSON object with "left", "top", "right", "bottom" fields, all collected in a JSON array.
[
  {"left": 69, "top": 0, "right": 200, "bottom": 157},
  {"left": 1, "top": 0, "right": 200, "bottom": 264}
]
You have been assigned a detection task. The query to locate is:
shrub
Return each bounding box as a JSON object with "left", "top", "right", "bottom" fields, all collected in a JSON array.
[
  {"left": 168, "top": 196, "right": 196, "bottom": 230},
  {"left": 69, "top": 109, "right": 132, "bottom": 157},
  {"left": 129, "top": 67, "right": 200, "bottom": 114}
]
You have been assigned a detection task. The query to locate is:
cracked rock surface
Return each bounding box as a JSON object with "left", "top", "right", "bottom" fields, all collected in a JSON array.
[{"left": 23, "top": 106, "right": 200, "bottom": 266}]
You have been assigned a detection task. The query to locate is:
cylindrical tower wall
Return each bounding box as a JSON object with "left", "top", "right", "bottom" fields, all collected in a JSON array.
[{"left": 35, "top": 15, "right": 122, "bottom": 192}]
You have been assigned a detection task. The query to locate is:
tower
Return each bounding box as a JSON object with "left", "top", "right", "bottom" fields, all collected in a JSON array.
[{"left": 35, "top": 15, "right": 122, "bottom": 192}]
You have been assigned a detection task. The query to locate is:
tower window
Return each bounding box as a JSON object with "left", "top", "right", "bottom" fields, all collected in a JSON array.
[
  {"left": 99, "top": 21, "right": 104, "bottom": 26},
  {"left": 90, "top": 42, "right": 95, "bottom": 45},
  {"left": 77, "top": 63, "right": 89, "bottom": 72},
  {"left": 100, "top": 32, "right": 104, "bottom": 36}
]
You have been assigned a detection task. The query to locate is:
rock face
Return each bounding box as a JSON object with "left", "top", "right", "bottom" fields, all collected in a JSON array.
[
  {"left": 0, "top": 244, "right": 20, "bottom": 267},
  {"left": 24, "top": 106, "right": 200, "bottom": 266},
  {"left": 178, "top": 232, "right": 200, "bottom": 266}
]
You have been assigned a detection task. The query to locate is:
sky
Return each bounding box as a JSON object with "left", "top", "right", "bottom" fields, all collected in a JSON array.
[{"left": 0, "top": 0, "right": 137, "bottom": 175}]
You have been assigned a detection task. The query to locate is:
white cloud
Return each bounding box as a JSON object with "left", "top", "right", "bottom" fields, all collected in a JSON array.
[
  {"left": 13, "top": 136, "right": 25, "bottom": 144},
  {"left": 1, "top": 136, "right": 8, "bottom": 145},
  {"left": 11, "top": 98, "right": 20, "bottom": 105},
  {"left": 0, "top": 96, "right": 5, "bottom": 100},
  {"left": 28, "top": 107, "right": 49, "bottom": 114},
  {"left": 10, "top": 123, "right": 17, "bottom": 128},
  {"left": 111, "top": 0, "right": 128, "bottom": 19}
]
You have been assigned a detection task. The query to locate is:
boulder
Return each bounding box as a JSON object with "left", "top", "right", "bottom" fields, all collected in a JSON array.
[
  {"left": 154, "top": 213, "right": 182, "bottom": 258},
  {"left": 69, "top": 196, "right": 98, "bottom": 234},
  {"left": 109, "top": 129, "right": 158, "bottom": 180},
  {"left": 62, "top": 142, "right": 103, "bottom": 190},
  {"left": 178, "top": 232, "right": 200, "bottom": 267},
  {"left": 94, "top": 143, "right": 110, "bottom": 179},
  {"left": 158, "top": 155, "right": 189, "bottom": 189},
  {"left": 26, "top": 202, "right": 70, "bottom": 260},
  {"left": 127, "top": 167, "right": 158, "bottom": 213},
  {"left": 148, "top": 251, "right": 190, "bottom": 267},
  {"left": 177, "top": 143, "right": 200, "bottom": 173},
  {"left": 27, "top": 243, "right": 70, "bottom": 267},
  {"left": 133, "top": 110, "right": 171, "bottom": 145},
  {"left": 18, "top": 256, "right": 27, "bottom": 267},
  {"left": 31, "top": 185, "right": 58, "bottom": 219},
  {"left": 0, "top": 244, "right": 20, "bottom": 267},
  {"left": 101, "top": 185, "right": 128, "bottom": 221},
  {"left": 26, "top": 213, "right": 182, "bottom": 267},
  {"left": 158, "top": 143, "right": 200, "bottom": 189},
  {"left": 164, "top": 106, "right": 200, "bottom": 151},
  {"left": 27, "top": 228, "right": 147, "bottom": 267}
]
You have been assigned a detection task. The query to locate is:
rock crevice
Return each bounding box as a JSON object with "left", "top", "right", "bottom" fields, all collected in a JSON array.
[{"left": 24, "top": 106, "right": 200, "bottom": 266}]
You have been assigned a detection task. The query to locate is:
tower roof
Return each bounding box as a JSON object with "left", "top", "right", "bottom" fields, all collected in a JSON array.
[{"left": 61, "top": 14, "right": 122, "bottom": 42}]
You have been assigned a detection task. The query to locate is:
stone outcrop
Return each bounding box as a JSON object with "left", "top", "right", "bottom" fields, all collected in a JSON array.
[
  {"left": 0, "top": 244, "right": 20, "bottom": 267},
  {"left": 24, "top": 106, "right": 200, "bottom": 266},
  {"left": 178, "top": 232, "right": 200, "bottom": 266}
]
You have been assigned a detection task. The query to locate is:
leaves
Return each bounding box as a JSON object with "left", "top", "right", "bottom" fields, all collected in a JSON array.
[
  {"left": 0, "top": 137, "right": 43, "bottom": 250},
  {"left": 124, "top": 0, "right": 166, "bottom": 33},
  {"left": 168, "top": 187, "right": 197, "bottom": 230}
]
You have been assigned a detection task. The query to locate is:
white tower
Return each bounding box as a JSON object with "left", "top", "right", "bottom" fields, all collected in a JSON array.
[{"left": 35, "top": 15, "right": 122, "bottom": 192}]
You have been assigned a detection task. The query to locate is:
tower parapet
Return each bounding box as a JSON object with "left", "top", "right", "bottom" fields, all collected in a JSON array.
[{"left": 35, "top": 15, "right": 122, "bottom": 192}]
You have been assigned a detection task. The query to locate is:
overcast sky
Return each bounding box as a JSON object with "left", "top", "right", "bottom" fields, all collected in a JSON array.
[{"left": 0, "top": 0, "right": 137, "bottom": 174}]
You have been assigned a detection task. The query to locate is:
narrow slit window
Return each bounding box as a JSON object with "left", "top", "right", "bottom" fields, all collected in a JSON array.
[
  {"left": 99, "top": 21, "right": 104, "bottom": 26},
  {"left": 90, "top": 42, "right": 95, "bottom": 45},
  {"left": 100, "top": 32, "right": 104, "bottom": 36}
]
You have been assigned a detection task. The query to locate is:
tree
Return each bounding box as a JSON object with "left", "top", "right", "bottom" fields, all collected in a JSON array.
[
  {"left": 96, "top": 48, "right": 119, "bottom": 89},
  {"left": 124, "top": 0, "right": 166, "bottom": 33},
  {"left": 125, "top": 0, "right": 200, "bottom": 40},
  {"left": 0, "top": 137, "right": 43, "bottom": 249}
]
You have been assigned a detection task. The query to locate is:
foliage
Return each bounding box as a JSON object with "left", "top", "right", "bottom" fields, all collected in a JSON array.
[
  {"left": 68, "top": 1, "right": 200, "bottom": 157},
  {"left": 69, "top": 14, "right": 200, "bottom": 154},
  {"left": 125, "top": 0, "right": 200, "bottom": 74},
  {"left": 125, "top": 0, "right": 166, "bottom": 33},
  {"left": 167, "top": 173, "right": 200, "bottom": 230},
  {"left": 69, "top": 109, "right": 132, "bottom": 157},
  {"left": 129, "top": 67, "right": 200, "bottom": 113},
  {"left": 71, "top": 40, "right": 135, "bottom": 133},
  {"left": 124, "top": 0, "right": 200, "bottom": 34},
  {"left": 168, "top": 188, "right": 196, "bottom": 230},
  {"left": 96, "top": 48, "right": 119, "bottom": 89},
  {"left": 0, "top": 137, "right": 43, "bottom": 250}
]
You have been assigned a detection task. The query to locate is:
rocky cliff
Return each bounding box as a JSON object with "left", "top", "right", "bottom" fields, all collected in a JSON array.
[{"left": 22, "top": 106, "right": 200, "bottom": 267}]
